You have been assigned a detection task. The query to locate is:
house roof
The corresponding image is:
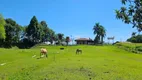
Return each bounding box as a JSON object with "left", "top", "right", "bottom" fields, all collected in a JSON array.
[{"left": 75, "top": 38, "right": 93, "bottom": 41}]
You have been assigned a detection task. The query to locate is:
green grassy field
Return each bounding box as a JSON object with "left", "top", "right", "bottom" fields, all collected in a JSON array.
[
  {"left": 0, "top": 45, "right": 142, "bottom": 80},
  {"left": 115, "top": 42, "right": 142, "bottom": 48},
  {"left": 115, "top": 42, "right": 142, "bottom": 53}
]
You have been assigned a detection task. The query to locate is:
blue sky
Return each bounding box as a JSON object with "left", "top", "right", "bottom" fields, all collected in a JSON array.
[{"left": 0, "top": 0, "right": 138, "bottom": 42}]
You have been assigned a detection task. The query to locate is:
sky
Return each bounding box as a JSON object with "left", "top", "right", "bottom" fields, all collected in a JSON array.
[{"left": 0, "top": 0, "right": 138, "bottom": 42}]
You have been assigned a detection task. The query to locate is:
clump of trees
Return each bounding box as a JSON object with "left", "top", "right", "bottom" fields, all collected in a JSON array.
[
  {"left": 0, "top": 15, "right": 22, "bottom": 48},
  {"left": 0, "top": 14, "right": 69, "bottom": 48},
  {"left": 0, "top": 14, "right": 6, "bottom": 46},
  {"left": 127, "top": 35, "right": 142, "bottom": 43},
  {"left": 115, "top": 0, "right": 142, "bottom": 33},
  {"left": 115, "top": 0, "right": 142, "bottom": 43}
]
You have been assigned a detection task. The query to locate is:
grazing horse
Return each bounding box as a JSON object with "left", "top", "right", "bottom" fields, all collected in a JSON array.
[
  {"left": 76, "top": 49, "right": 82, "bottom": 54},
  {"left": 40, "top": 48, "right": 48, "bottom": 58}
]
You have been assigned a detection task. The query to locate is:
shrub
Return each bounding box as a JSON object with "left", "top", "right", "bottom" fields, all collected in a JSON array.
[
  {"left": 136, "top": 46, "right": 142, "bottom": 52},
  {"left": 127, "top": 35, "right": 142, "bottom": 43}
]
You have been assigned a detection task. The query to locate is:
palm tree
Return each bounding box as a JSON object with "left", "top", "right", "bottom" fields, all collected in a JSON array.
[
  {"left": 93, "top": 23, "right": 100, "bottom": 44},
  {"left": 99, "top": 25, "right": 106, "bottom": 44},
  {"left": 93, "top": 23, "right": 106, "bottom": 44},
  {"left": 65, "top": 36, "right": 70, "bottom": 46}
]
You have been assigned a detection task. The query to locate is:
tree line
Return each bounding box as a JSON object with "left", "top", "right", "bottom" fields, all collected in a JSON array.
[{"left": 0, "top": 15, "right": 70, "bottom": 48}]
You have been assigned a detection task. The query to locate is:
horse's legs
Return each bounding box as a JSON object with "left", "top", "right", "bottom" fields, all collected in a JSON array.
[
  {"left": 80, "top": 50, "right": 82, "bottom": 54},
  {"left": 77, "top": 51, "right": 79, "bottom": 55},
  {"left": 40, "top": 52, "right": 42, "bottom": 58},
  {"left": 45, "top": 53, "right": 48, "bottom": 58}
]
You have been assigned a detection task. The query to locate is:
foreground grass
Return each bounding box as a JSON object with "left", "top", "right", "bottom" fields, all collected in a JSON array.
[{"left": 0, "top": 45, "right": 142, "bottom": 80}]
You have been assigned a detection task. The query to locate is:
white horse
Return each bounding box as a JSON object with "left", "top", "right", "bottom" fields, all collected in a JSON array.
[{"left": 40, "top": 48, "right": 48, "bottom": 58}]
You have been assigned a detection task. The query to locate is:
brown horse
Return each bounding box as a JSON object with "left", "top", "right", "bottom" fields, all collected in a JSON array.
[
  {"left": 76, "top": 49, "right": 82, "bottom": 54},
  {"left": 40, "top": 48, "right": 48, "bottom": 58}
]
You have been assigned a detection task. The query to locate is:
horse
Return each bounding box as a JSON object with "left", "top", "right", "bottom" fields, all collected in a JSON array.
[
  {"left": 76, "top": 49, "right": 82, "bottom": 54},
  {"left": 40, "top": 48, "right": 48, "bottom": 58}
]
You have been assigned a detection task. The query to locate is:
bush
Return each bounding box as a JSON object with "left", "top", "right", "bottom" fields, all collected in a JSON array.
[
  {"left": 113, "top": 41, "right": 120, "bottom": 45},
  {"left": 136, "top": 46, "right": 142, "bottom": 52},
  {"left": 127, "top": 35, "right": 142, "bottom": 43}
]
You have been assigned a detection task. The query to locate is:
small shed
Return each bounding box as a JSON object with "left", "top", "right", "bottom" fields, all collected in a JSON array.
[{"left": 75, "top": 38, "right": 94, "bottom": 45}]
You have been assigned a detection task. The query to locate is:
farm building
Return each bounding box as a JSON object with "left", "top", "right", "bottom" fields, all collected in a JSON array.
[{"left": 75, "top": 38, "right": 94, "bottom": 45}]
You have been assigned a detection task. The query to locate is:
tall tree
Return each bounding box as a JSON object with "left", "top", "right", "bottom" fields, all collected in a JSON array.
[
  {"left": 115, "top": 0, "right": 142, "bottom": 32},
  {"left": 57, "top": 33, "right": 64, "bottom": 45},
  {"left": 65, "top": 36, "right": 70, "bottom": 45},
  {"left": 0, "top": 14, "right": 6, "bottom": 39},
  {"left": 93, "top": 23, "right": 101, "bottom": 44},
  {"left": 99, "top": 25, "right": 106, "bottom": 44},
  {"left": 26, "top": 16, "right": 41, "bottom": 43},
  {"left": 20, "top": 25, "right": 27, "bottom": 40},
  {"left": 4, "top": 18, "right": 22, "bottom": 47},
  {"left": 53, "top": 34, "right": 58, "bottom": 42},
  {"left": 40, "top": 21, "right": 48, "bottom": 42},
  {"left": 132, "top": 32, "right": 136, "bottom": 37},
  {"left": 48, "top": 29, "right": 56, "bottom": 44},
  {"left": 40, "top": 21, "right": 56, "bottom": 44},
  {"left": 93, "top": 23, "right": 106, "bottom": 44}
]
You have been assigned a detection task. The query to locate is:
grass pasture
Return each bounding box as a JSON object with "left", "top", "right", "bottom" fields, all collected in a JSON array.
[
  {"left": 0, "top": 45, "right": 142, "bottom": 80},
  {"left": 115, "top": 42, "right": 142, "bottom": 53}
]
